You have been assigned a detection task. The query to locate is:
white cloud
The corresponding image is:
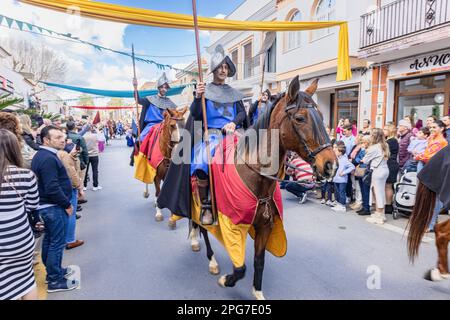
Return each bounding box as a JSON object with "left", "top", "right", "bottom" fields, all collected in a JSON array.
[{"left": 214, "top": 14, "right": 226, "bottom": 19}]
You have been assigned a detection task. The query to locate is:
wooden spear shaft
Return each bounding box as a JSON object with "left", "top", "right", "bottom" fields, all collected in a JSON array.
[
  {"left": 131, "top": 44, "right": 141, "bottom": 139},
  {"left": 192, "top": 0, "right": 218, "bottom": 221}
]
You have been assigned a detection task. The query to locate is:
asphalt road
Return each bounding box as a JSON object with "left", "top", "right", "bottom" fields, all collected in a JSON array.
[{"left": 48, "top": 138, "right": 450, "bottom": 300}]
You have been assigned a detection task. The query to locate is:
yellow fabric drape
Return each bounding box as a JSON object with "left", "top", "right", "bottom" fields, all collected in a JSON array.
[{"left": 20, "top": 0, "right": 351, "bottom": 81}]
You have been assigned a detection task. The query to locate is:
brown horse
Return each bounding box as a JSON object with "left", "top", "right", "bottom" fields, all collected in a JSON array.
[
  {"left": 407, "top": 182, "right": 450, "bottom": 281},
  {"left": 143, "top": 107, "right": 187, "bottom": 226},
  {"left": 190, "top": 76, "right": 337, "bottom": 300}
]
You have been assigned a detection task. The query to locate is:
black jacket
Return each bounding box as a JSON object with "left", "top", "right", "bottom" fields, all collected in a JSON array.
[{"left": 22, "top": 132, "right": 40, "bottom": 151}]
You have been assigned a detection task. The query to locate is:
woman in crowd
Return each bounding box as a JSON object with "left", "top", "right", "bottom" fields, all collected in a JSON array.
[
  {"left": 19, "top": 115, "right": 40, "bottom": 151},
  {"left": 0, "top": 129, "right": 40, "bottom": 300},
  {"left": 383, "top": 123, "right": 400, "bottom": 214},
  {"left": 0, "top": 112, "right": 36, "bottom": 169},
  {"left": 361, "top": 128, "right": 390, "bottom": 224}
]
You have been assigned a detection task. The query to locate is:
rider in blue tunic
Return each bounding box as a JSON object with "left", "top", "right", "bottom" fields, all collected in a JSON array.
[
  {"left": 190, "top": 45, "right": 247, "bottom": 225},
  {"left": 138, "top": 72, "right": 177, "bottom": 142},
  {"left": 248, "top": 89, "right": 272, "bottom": 127}
]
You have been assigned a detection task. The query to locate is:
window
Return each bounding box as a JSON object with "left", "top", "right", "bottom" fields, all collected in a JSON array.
[
  {"left": 286, "top": 10, "right": 302, "bottom": 51},
  {"left": 333, "top": 87, "right": 359, "bottom": 130},
  {"left": 396, "top": 74, "right": 449, "bottom": 128},
  {"left": 265, "top": 37, "right": 277, "bottom": 73},
  {"left": 243, "top": 42, "right": 253, "bottom": 79},
  {"left": 231, "top": 49, "right": 238, "bottom": 80},
  {"left": 313, "top": 0, "right": 336, "bottom": 40}
]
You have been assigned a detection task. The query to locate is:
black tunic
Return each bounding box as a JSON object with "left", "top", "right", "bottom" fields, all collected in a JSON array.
[{"left": 386, "top": 138, "right": 400, "bottom": 183}]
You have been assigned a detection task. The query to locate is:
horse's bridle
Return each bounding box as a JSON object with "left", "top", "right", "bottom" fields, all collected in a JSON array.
[{"left": 284, "top": 93, "right": 331, "bottom": 163}]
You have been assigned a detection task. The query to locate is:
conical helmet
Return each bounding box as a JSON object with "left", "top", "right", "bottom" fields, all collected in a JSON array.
[
  {"left": 157, "top": 72, "right": 171, "bottom": 89},
  {"left": 210, "top": 44, "right": 236, "bottom": 78}
]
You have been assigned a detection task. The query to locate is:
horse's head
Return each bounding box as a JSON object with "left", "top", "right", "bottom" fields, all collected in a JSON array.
[
  {"left": 164, "top": 107, "right": 188, "bottom": 143},
  {"left": 276, "top": 76, "right": 337, "bottom": 180}
]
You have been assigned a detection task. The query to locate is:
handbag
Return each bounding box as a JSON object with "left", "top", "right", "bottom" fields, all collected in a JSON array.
[
  {"left": 362, "top": 165, "right": 373, "bottom": 186},
  {"left": 354, "top": 164, "right": 367, "bottom": 178}
]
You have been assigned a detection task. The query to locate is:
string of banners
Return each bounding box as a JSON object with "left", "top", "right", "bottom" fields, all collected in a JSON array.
[{"left": 0, "top": 14, "right": 198, "bottom": 75}]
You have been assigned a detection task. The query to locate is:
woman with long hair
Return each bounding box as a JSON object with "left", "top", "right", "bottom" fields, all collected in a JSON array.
[
  {"left": 18, "top": 114, "right": 40, "bottom": 151},
  {"left": 361, "top": 128, "right": 390, "bottom": 224},
  {"left": 383, "top": 124, "right": 399, "bottom": 214},
  {"left": 0, "top": 129, "right": 40, "bottom": 300}
]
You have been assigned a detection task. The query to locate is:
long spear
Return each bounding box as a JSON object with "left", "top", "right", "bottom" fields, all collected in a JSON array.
[
  {"left": 131, "top": 44, "right": 141, "bottom": 139},
  {"left": 192, "top": 0, "right": 217, "bottom": 223}
]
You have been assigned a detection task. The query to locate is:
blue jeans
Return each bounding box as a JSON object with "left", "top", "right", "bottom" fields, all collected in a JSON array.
[
  {"left": 334, "top": 183, "right": 347, "bottom": 206},
  {"left": 359, "top": 179, "right": 371, "bottom": 212},
  {"left": 286, "top": 182, "right": 313, "bottom": 198},
  {"left": 39, "top": 206, "right": 68, "bottom": 284},
  {"left": 428, "top": 199, "right": 443, "bottom": 231},
  {"left": 321, "top": 182, "right": 333, "bottom": 201},
  {"left": 66, "top": 189, "right": 78, "bottom": 244}
]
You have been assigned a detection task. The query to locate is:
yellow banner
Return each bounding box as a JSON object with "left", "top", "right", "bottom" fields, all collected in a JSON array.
[{"left": 20, "top": 0, "right": 352, "bottom": 81}]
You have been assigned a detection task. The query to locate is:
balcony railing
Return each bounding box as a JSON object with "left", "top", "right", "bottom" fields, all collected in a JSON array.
[{"left": 360, "top": 0, "right": 450, "bottom": 48}]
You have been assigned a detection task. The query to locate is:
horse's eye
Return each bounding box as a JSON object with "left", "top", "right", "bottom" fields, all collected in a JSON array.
[{"left": 295, "top": 115, "right": 306, "bottom": 123}]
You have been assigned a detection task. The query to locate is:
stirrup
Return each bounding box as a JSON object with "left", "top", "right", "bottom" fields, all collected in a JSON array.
[{"left": 200, "top": 203, "right": 213, "bottom": 225}]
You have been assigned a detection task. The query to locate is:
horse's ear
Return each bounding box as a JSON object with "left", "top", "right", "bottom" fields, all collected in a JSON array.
[
  {"left": 287, "top": 75, "right": 300, "bottom": 104},
  {"left": 167, "top": 108, "right": 175, "bottom": 116},
  {"left": 180, "top": 106, "right": 188, "bottom": 115},
  {"left": 305, "top": 78, "right": 319, "bottom": 96}
]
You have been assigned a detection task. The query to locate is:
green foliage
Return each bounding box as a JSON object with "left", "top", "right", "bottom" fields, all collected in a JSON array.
[{"left": 0, "top": 94, "right": 24, "bottom": 110}]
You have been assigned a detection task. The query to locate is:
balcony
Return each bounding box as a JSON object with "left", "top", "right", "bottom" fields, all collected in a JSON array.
[{"left": 360, "top": 0, "right": 450, "bottom": 49}]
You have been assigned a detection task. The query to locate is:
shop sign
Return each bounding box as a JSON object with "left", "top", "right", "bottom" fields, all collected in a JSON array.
[{"left": 409, "top": 52, "right": 450, "bottom": 71}]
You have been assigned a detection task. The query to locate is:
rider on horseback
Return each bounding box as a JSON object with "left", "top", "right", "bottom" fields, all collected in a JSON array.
[
  {"left": 191, "top": 45, "right": 247, "bottom": 225},
  {"left": 138, "top": 72, "right": 177, "bottom": 142}
]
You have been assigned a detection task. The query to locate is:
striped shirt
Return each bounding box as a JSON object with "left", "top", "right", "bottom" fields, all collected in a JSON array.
[
  {"left": 285, "top": 158, "right": 314, "bottom": 182},
  {"left": 0, "top": 166, "right": 39, "bottom": 300}
]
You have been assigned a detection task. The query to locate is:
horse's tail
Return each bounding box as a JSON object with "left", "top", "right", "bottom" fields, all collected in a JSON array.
[{"left": 407, "top": 181, "right": 436, "bottom": 263}]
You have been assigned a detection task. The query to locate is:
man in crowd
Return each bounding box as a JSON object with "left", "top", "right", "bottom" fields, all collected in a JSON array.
[
  {"left": 284, "top": 153, "right": 315, "bottom": 204},
  {"left": 442, "top": 115, "right": 450, "bottom": 144},
  {"left": 83, "top": 127, "right": 102, "bottom": 191},
  {"left": 359, "top": 119, "right": 371, "bottom": 136},
  {"left": 66, "top": 121, "right": 89, "bottom": 202},
  {"left": 31, "top": 126, "right": 79, "bottom": 292},
  {"left": 340, "top": 125, "right": 356, "bottom": 157},
  {"left": 398, "top": 119, "right": 414, "bottom": 170}
]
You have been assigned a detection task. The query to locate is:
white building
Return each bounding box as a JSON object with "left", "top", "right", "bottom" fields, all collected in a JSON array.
[{"left": 0, "top": 45, "right": 35, "bottom": 110}]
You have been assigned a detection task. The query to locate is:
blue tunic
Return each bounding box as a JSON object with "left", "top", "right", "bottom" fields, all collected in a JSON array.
[
  {"left": 190, "top": 99, "right": 237, "bottom": 175},
  {"left": 140, "top": 103, "right": 164, "bottom": 141}
]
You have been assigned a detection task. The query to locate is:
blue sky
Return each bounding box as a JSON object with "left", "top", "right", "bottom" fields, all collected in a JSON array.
[{"left": 0, "top": 0, "right": 243, "bottom": 101}]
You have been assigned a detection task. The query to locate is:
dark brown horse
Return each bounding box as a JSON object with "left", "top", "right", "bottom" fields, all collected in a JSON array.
[
  {"left": 191, "top": 76, "right": 337, "bottom": 299},
  {"left": 407, "top": 182, "right": 450, "bottom": 281},
  {"left": 143, "top": 107, "right": 187, "bottom": 226}
]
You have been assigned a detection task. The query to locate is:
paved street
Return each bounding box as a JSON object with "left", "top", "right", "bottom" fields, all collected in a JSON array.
[{"left": 44, "top": 139, "right": 450, "bottom": 300}]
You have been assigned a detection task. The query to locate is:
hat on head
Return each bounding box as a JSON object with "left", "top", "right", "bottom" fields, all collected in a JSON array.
[
  {"left": 157, "top": 72, "right": 171, "bottom": 89},
  {"left": 398, "top": 119, "right": 412, "bottom": 129},
  {"left": 210, "top": 44, "right": 236, "bottom": 78}
]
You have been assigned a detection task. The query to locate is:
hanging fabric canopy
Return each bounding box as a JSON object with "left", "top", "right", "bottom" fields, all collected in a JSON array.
[
  {"left": 70, "top": 105, "right": 134, "bottom": 110},
  {"left": 20, "top": 0, "right": 351, "bottom": 81},
  {"left": 42, "top": 81, "right": 187, "bottom": 98}
]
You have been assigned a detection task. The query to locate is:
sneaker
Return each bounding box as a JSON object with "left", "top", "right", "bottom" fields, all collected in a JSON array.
[
  {"left": 325, "top": 200, "right": 334, "bottom": 207},
  {"left": 47, "top": 279, "right": 79, "bottom": 293},
  {"left": 331, "top": 204, "right": 346, "bottom": 212},
  {"left": 298, "top": 193, "right": 308, "bottom": 204},
  {"left": 45, "top": 267, "right": 75, "bottom": 284},
  {"left": 320, "top": 199, "right": 326, "bottom": 205},
  {"left": 82, "top": 187, "right": 87, "bottom": 191},
  {"left": 92, "top": 186, "right": 103, "bottom": 191}
]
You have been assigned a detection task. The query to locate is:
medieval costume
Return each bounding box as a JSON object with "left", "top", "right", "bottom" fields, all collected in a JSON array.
[
  {"left": 248, "top": 89, "right": 272, "bottom": 126},
  {"left": 157, "top": 45, "right": 248, "bottom": 224},
  {"left": 138, "top": 72, "right": 177, "bottom": 142}
]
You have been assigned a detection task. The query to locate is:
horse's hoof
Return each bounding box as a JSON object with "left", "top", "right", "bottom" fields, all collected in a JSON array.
[
  {"left": 155, "top": 214, "right": 164, "bottom": 222},
  {"left": 143, "top": 192, "right": 150, "bottom": 199},
  {"left": 191, "top": 241, "right": 200, "bottom": 252},
  {"left": 168, "top": 220, "right": 177, "bottom": 230},
  {"left": 209, "top": 255, "right": 219, "bottom": 275},
  {"left": 218, "top": 275, "right": 227, "bottom": 288},
  {"left": 252, "top": 287, "right": 266, "bottom": 300}
]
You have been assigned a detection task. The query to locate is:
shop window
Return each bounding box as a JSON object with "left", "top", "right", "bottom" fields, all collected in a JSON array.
[{"left": 396, "top": 74, "right": 449, "bottom": 128}]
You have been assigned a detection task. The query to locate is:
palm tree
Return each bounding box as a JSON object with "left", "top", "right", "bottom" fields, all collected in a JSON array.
[{"left": 0, "top": 94, "right": 24, "bottom": 111}]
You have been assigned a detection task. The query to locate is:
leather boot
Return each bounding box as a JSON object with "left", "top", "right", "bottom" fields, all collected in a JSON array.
[{"left": 197, "top": 178, "right": 213, "bottom": 225}]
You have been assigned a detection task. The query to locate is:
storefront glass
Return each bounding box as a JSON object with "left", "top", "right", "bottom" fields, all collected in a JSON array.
[{"left": 396, "top": 73, "right": 449, "bottom": 127}]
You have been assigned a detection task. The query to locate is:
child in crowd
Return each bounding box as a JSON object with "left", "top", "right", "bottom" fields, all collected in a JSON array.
[
  {"left": 331, "top": 142, "right": 355, "bottom": 212},
  {"left": 406, "top": 127, "right": 430, "bottom": 172}
]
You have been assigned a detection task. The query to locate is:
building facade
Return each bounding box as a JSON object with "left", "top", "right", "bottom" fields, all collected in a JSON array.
[{"left": 207, "top": 0, "right": 450, "bottom": 131}]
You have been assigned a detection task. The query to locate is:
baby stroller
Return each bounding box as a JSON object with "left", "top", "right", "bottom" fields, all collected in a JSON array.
[{"left": 392, "top": 171, "right": 418, "bottom": 220}]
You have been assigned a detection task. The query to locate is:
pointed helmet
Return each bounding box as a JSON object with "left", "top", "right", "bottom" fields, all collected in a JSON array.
[
  {"left": 210, "top": 44, "right": 236, "bottom": 78},
  {"left": 157, "top": 72, "right": 171, "bottom": 89}
]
